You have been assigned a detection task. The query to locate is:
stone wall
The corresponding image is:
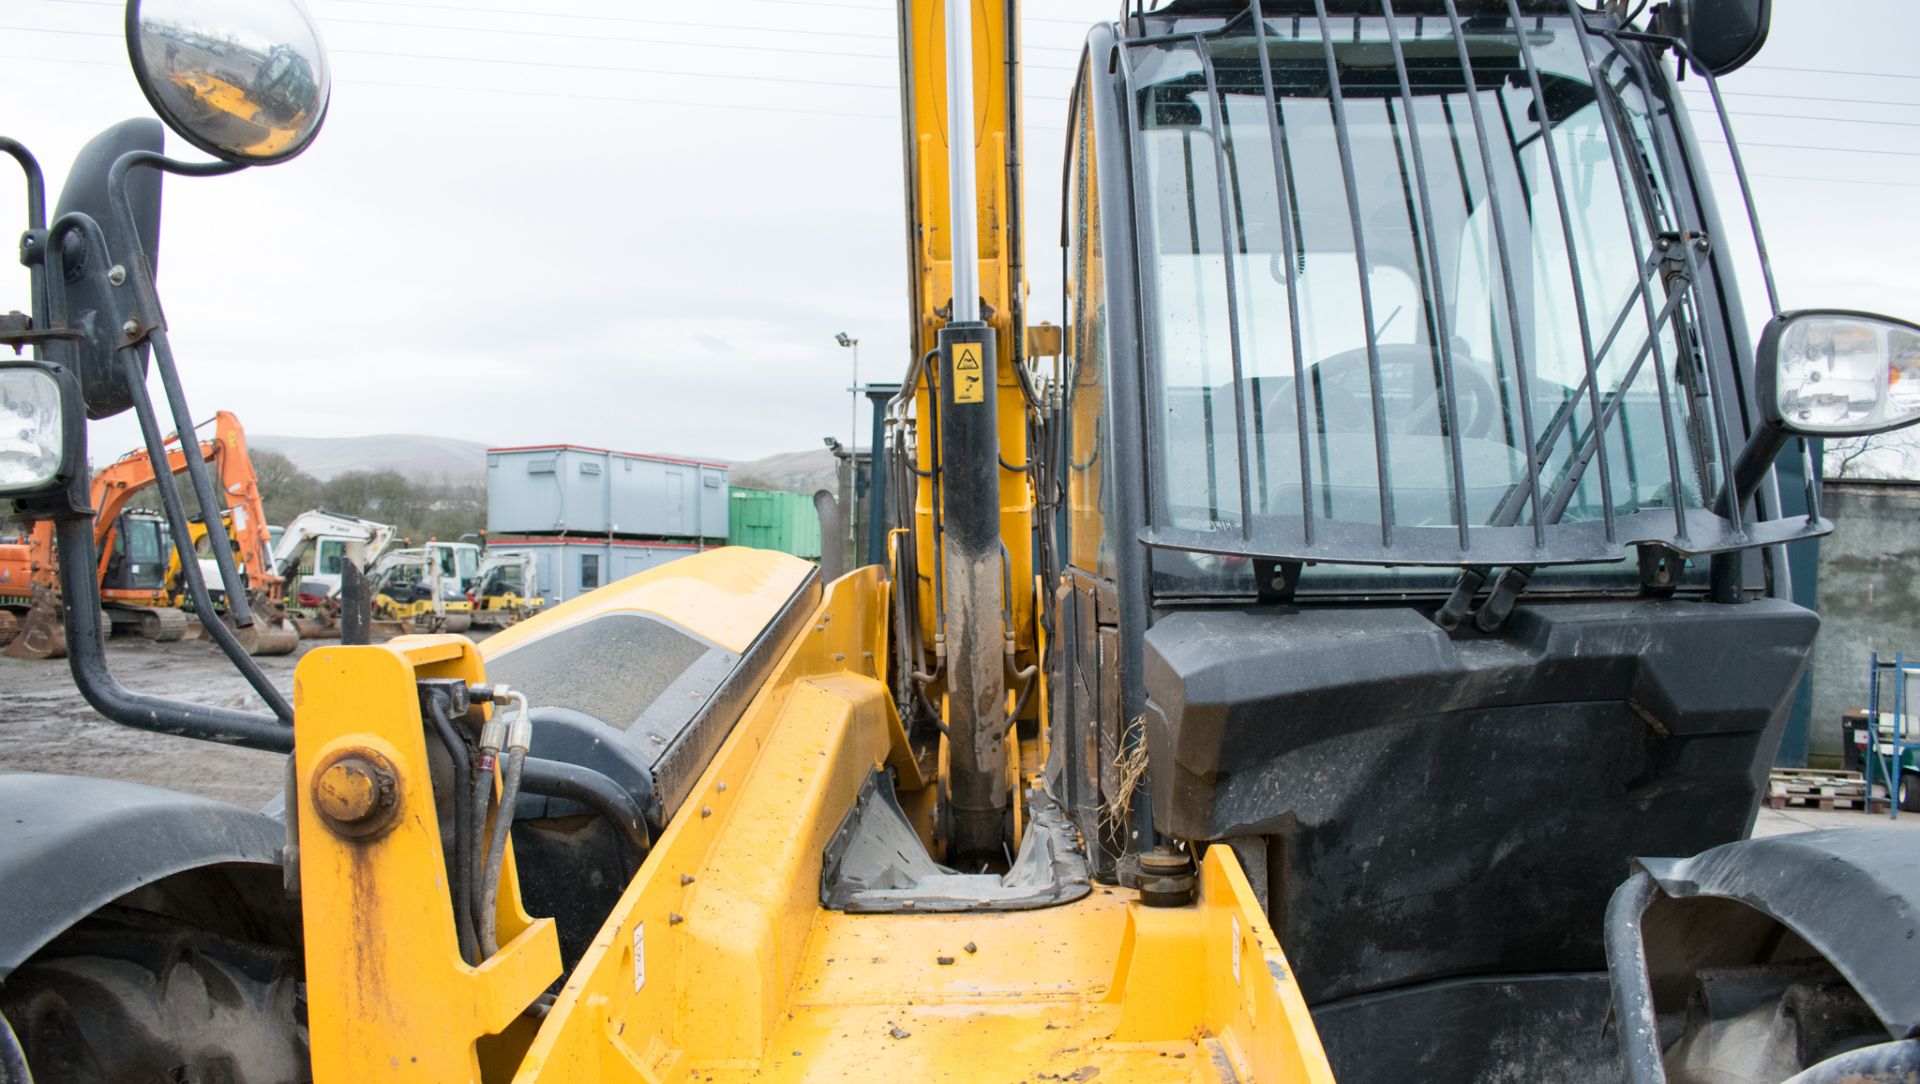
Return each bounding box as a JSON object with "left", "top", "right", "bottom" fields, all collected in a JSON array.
[{"left": 1808, "top": 481, "right": 1920, "bottom": 766}]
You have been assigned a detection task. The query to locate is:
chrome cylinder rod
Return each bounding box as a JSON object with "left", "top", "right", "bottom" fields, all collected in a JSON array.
[{"left": 946, "top": 0, "right": 980, "bottom": 322}]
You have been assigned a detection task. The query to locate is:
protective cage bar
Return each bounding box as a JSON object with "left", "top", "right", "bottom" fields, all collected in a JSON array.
[{"left": 1122, "top": 0, "right": 1825, "bottom": 568}]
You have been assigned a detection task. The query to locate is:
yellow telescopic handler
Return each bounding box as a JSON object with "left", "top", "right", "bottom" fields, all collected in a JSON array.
[{"left": 2, "top": 1, "right": 1919, "bottom": 1083}]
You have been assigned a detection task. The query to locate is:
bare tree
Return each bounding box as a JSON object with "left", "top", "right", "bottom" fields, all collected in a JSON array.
[{"left": 1825, "top": 432, "right": 1920, "bottom": 480}]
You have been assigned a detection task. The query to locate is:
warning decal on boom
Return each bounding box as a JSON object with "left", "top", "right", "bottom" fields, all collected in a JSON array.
[{"left": 952, "top": 343, "right": 984, "bottom": 403}]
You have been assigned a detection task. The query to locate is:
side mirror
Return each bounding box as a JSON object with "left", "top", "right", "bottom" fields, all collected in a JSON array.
[
  {"left": 1655, "top": 0, "right": 1772, "bottom": 76},
  {"left": 52, "top": 117, "right": 164, "bottom": 420},
  {"left": 125, "top": 0, "right": 331, "bottom": 165},
  {"left": 1757, "top": 310, "right": 1920, "bottom": 438}
]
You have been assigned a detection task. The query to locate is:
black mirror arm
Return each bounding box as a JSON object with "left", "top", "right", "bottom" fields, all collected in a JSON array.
[
  {"left": 46, "top": 207, "right": 293, "bottom": 721},
  {"left": 2, "top": 137, "right": 50, "bottom": 342},
  {"left": 118, "top": 345, "right": 294, "bottom": 721},
  {"left": 106, "top": 151, "right": 258, "bottom": 625},
  {"left": 1709, "top": 422, "right": 1818, "bottom": 604},
  {"left": 54, "top": 516, "right": 292, "bottom": 751}
]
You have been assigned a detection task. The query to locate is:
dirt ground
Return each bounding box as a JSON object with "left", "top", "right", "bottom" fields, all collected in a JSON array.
[
  {"left": 0, "top": 632, "right": 493, "bottom": 810},
  {"left": 3, "top": 637, "right": 1917, "bottom": 838}
]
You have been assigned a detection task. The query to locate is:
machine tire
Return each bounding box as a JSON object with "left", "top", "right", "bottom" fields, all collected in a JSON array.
[
  {"left": 0, "top": 911, "right": 309, "bottom": 1084},
  {"left": 1900, "top": 772, "right": 1920, "bottom": 814},
  {"left": 1660, "top": 960, "right": 1885, "bottom": 1084}
]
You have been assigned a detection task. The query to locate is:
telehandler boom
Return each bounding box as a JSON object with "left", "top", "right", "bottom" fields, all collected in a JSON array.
[{"left": 2, "top": 1, "right": 1919, "bottom": 1083}]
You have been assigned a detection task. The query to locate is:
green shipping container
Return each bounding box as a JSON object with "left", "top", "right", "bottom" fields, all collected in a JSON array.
[{"left": 727, "top": 488, "right": 822, "bottom": 560}]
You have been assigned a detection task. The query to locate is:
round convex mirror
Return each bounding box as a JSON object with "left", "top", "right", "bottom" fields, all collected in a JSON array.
[{"left": 125, "top": 0, "right": 330, "bottom": 164}]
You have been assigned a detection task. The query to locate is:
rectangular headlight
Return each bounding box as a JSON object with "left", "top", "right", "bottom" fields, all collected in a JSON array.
[
  {"left": 0, "top": 365, "right": 68, "bottom": 494},
  {"left": 1763, "top": 310, "right": 1920, "bottom": 437}
]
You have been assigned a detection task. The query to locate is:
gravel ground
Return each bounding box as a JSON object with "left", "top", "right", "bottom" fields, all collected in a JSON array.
[
  {"left": 0, "top": 632, "right": 491, "bottom": 810},
  {"left": 3, "top": 638, "right": 1915, "bottom": 842}
]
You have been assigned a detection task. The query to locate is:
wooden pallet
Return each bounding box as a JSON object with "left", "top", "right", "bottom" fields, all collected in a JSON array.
[{"left": 1766, "top": 768, "right": 1889, "bottom": 812}]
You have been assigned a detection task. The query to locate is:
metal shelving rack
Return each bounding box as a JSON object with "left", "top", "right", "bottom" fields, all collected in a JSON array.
[{"left": 1865, "top": 651, "right": 1919, "bottom": 819}]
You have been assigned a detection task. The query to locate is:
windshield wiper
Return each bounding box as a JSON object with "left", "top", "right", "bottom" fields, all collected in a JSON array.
[{"left": 1435, "top": 245, "right": 1693, "bottom": 631}]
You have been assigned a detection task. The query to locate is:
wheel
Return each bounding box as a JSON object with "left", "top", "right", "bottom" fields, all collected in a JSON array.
[
  {"left": 1900, "top": 771, "right": 1920, "bottom": 814},
  {"left": 0, "top": 911, "right": 309, "bottom": 1084}
]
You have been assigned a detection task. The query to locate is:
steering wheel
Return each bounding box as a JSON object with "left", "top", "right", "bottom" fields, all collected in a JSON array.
[{"left": 1263, "top": 343, "right": 1500, "bottom": 441}]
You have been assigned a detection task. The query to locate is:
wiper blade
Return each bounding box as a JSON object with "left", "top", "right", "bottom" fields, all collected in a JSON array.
[{"left": 1436, "top": 263, "right": 1690, "bottom": 631}]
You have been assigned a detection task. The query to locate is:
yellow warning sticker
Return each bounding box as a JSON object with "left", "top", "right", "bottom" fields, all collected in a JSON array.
[{"left": 953, "top": 343, "right": 985, "bottom": 404}]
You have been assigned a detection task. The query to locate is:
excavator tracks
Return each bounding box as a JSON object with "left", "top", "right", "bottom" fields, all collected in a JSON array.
[{"left": 105, "top": 605, "right": 189, "bottom": 642}]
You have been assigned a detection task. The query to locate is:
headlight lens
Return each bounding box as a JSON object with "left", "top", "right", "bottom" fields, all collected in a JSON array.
[
  {"left": 1773, "top": 314, "right": 1920, "bottom": 435},
  {"left": 0, "top": 366, "right": 66, "bottom": 493}
]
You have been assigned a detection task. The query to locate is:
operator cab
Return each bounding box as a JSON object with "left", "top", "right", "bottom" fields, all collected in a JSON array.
[
  {"left": 1052, "top": 3, "right": 1918, "bottom": 1078},
  {"left": 100, "top": 509, "right": 172, "bottom": 594}
]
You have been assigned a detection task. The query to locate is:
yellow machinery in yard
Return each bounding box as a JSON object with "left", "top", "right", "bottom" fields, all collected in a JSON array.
[
  {"left": 469, "top": 550, "right": 544, "bottom": 629},
  {"left": 5, "top": 1, "right": 1920, "bottom": 1083}
]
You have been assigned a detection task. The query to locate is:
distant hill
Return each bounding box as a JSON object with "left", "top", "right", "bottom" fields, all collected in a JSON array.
[
  {"left": 730, "top": 448, "right": 839, "bottom": 495},
  {"left": 252, "top": 433, "right": 488, "bottom": 482}
]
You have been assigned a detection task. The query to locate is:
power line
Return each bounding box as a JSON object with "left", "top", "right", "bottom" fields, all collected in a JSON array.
[
  {"left": 0, "top": 21, "right": 1082, "bottom": 79},
  {"left": 1709, "top": 169, "right": 1920, "bottom": 192},
  {"left": 318, "top": 0, "right": 1085, "bottom": 51},
  {"left": 1698, "top": 138, "right": 1920, "bottom": 160},
  {"left": 338, "top": 46, "right": 897, "bottom": 91},
  {"left": 328, "top": 0, "right": 898, "bottom": 43},
  {"left": 318, "top": 14, "right": 897, "bottom": 60},
  {"left": 353, "top": 76, "right": 897, "bottom": 121},
  {"left": 20, "top": 0, "right": 1081, "bottom": 52},
  {"left": 316, "top": 13, "right": 1078, "bottom": 69},
  {"left": 2, "top": 43, "right": 1082, "bottom": 103},
  {"left": 1680, "top": 88, "right": 1920, "bottom": 111},
  {"left": 1749, "top": 63, "right": 1920, "bottom": 83},
  {"left": 1707, "top": 109, "right": 1920, "bottom": 131}
]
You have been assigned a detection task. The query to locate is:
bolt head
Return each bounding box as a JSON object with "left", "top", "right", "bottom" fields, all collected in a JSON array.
[
  {"left": 312, "top": 750, "right": 401, "bottom": 838},
  {"left": 121, "top": 319, "right": 140, "bottom": 337},
  {"left": 107, "top": 264, "right": 127, "bottom": 286}
]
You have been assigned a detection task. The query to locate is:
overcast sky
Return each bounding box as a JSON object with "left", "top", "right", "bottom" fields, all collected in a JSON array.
[{"left": 4, "top": 0, "right": 1917, "bottom": 468}]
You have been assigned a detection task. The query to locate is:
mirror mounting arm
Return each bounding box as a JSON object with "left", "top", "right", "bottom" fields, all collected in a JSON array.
[
  {"left": 53, "top": 517, "right": 291, "bottom": 752},
  {"left": 2, "top": 137, "right": 49, "bottom": 340},
  {"left": 106, "top": 151, "right": 243, "bottom": 329},
  {"left": 105, "top": 151, "right": 260, "bottom": 625},
  {"left": 39, "top": 210, "right": 293, "bottom": 720}
]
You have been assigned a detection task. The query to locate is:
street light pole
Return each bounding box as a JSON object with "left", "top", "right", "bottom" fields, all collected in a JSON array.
[
  {"left": 835, "top": 332, "right": 861, "bottom": 561},
  {"left": 835, "top": 332, "right": 859, "bottom": 455}
]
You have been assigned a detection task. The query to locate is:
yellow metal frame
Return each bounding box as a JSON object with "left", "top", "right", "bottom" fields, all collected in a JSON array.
[
  {"left": 294, "top": 557, "right": 1334, "bottom": 1082},
  {"left": 295, "top": 634, "right": 561, "bottom": 1081}
]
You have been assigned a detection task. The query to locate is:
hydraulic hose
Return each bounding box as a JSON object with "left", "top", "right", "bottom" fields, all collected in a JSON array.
[
  {"left": 423, "top": 692, "right": 478, "bottom": 965},
  {"left": 517, "top": 757, "right": 652, "bottom": 863},
  {"left": 479, "top": 692, "right": 530, "bottom": 959}
]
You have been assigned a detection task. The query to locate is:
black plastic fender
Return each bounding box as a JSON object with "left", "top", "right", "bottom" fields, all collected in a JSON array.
[
  {"left": 0, "top": 773, "right": 283, "bottom": 981},
  {"left": 1639, "top": 828, "right": 1920, "bottom": 1039}
]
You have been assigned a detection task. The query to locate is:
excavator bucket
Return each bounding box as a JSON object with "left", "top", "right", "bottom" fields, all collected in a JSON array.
[
  {"left": 218, "top": 592, "right": 301, "bottom": 656},
  {"left": 3, "top": 592, "right": 67, "bottom": 661},
  {"left": 293, "top": 598, "right": 340, "bottom": 639},
  {"left": 230, "top": 615, "right": 300, "bottom": 656}
]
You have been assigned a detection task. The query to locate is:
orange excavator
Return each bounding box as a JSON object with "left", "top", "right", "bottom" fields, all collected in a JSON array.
[{"left": 0, "top": 410, "right": 298, "bottom": 658}]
